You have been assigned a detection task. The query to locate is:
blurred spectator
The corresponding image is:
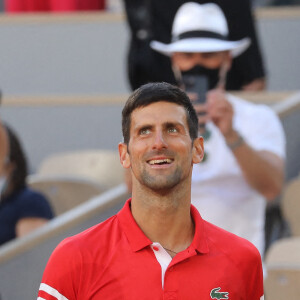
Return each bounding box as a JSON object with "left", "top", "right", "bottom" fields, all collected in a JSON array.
[
  {"left": 5, "top": 0, "right": 105, "bottom": 12},
  {"left": 271, "top": 0, "right": 300, "bottom": 4},
  {"left": 148, "top": 2, "right": 286, "bottom": 257},
  {"left": 0, "top": 122, "right": 53, "bottom": 246},
  {"left": 123, "top": 0, "right": 266, "bottom": 91}
]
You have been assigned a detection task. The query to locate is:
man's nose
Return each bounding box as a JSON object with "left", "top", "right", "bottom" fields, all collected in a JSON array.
[
  {"left": 152, "top": 131, "right": 167, "bottom": 150},
  {"left": 192, "top": 54, "right": 204, "bottom": 66}
]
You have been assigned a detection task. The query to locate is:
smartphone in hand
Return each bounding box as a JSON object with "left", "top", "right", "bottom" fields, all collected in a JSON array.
[
  {"left": 182, "top": 74, "right": 208, "bottom": 104},
  {"left": 182, "top": 75, "right": 208, "bottom": 129}
]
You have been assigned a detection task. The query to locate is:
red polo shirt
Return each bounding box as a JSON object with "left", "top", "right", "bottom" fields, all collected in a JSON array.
[{"left": 37, "top": 199, "right": 264, "bottom": 299}]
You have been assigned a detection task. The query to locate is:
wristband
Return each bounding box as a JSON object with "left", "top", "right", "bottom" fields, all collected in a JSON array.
[{"left": 226, "top": 133, "right": 244, "bottom": 150}]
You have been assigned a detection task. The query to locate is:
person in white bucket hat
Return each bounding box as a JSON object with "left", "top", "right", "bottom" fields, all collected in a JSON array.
[
  {"left": 150, "top": 2, "right": 286, "bottom": 260},
  {"left": 151, "top": 2, "right": 250, "bottom": 59},
  {"left": 151, "top": 2, "right": 252, "bottom": 91},
  {"left": 123, "top": 0, "right": 266, "bottom": 91}
]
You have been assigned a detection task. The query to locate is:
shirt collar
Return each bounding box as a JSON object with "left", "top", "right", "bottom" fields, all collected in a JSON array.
[
  {"left": 190, "top": 204, "right": 209, "bottom": 254},
  {"left": 117, "top": 199, "right": 209, "bottom": 254},
  {"left": 117, "top": 199, "right": 152, "bottom": 252}
]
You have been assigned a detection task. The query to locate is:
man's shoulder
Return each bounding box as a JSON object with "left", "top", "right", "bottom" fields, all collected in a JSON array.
[
  {"left": 55, "top": 214, "right": 120, "bottom": 255},
  {"left": 200, "top": 221, "right": 264, "bottom": 298},
  {"left": 203, "top": 220, "right": 261, "bottom": 261},
  {"left": 39, "top": 213, "right": 124, "bottom": 291}
]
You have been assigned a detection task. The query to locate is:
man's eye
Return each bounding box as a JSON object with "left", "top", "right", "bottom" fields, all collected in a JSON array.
[
  {"left": 140, "top": 128, "right": 151, "bottom": 135},
  {"left": 182, "top": 52, "right": 195, "bottom": 59},
  {"left": 168, "top": 127, "right": 178, "bottom": 133}
]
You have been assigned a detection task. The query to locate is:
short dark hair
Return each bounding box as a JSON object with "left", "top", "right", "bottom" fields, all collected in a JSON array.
[
  {"left": 122, "top": 82, "right": 198, "bottom": 144},
  {"left": 3, "top": 123, "right": 28, "bottom": 192}
]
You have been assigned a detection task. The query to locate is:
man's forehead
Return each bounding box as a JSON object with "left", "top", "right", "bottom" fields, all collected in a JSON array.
[{"left": 132, "top": 101, "right": 186, "bottom": 120}]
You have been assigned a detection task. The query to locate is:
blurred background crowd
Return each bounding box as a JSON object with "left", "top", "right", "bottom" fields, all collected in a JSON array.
[{"left": 0, "top": 0, "right": 299, "bottom": 299}]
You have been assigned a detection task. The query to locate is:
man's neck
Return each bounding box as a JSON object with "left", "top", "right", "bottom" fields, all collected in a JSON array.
[{"left": 130, "top": 183, "right": 194, "bottom": 255}]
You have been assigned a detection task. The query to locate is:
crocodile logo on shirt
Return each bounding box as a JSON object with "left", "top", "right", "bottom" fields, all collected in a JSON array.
[{"left": 210, "top": 287, "right": 229, "bottom": 299}]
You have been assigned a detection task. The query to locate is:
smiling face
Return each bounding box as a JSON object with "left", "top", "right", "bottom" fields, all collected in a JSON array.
[{"left": 119, "top": 101, "right": 203, "bottom": 192}]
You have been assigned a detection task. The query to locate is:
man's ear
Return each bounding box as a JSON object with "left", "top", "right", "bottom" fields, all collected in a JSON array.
[
  {"left": 118, "top": 143, "right": 131, "bottom": 169},
  {"left": 192, "top": 137, "right": 204, "bottom": 164}
]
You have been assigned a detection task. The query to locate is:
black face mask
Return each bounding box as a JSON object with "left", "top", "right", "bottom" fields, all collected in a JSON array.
[{"left": 180, "top": 65, "right": 221, "bottom": 90}]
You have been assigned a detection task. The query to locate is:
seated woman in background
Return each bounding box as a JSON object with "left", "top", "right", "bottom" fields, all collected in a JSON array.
[{"left": 0, "top": 122, "right": 54, "bottom": 246}]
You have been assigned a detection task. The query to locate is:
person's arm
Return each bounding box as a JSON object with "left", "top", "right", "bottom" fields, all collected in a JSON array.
[
  {"left": 15, "top": 217, "right": 49, "bottom": 237},
  {"left": 196, "top": 89, "right": 284, "bottom": 201},
  {"left": 223, "top": 129, "right": 284, "bottom": 200}
]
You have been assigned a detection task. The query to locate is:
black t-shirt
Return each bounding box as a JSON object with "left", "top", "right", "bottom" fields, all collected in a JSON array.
[
  {"left": 0, "top": 187, "right": 54, "bottom": 245},
  {"left": 124, "top": 0, "right": 265, "bottom": 90}
]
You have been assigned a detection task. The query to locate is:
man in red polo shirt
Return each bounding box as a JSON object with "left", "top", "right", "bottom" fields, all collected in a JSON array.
[{"left": 37, "top": 82, "right": 264, "bottom": 299}]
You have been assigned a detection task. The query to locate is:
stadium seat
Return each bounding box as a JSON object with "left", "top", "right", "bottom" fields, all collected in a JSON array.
[
  {"left": 36, "top": 150, "right": 124, "bottom": 189},
  {"left": 27, "top": 174, "right": 104, "bottom": 215},
  {"left": 264, "top": 237, "right": 300, "bottom": 300},
  {"left": 281, "top": 176, "right": 300, "bottom": 236}
]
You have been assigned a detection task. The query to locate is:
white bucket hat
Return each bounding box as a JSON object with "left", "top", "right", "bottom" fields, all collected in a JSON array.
[{"left": 150, "top": 2, "right": 251, "bottom": 58}]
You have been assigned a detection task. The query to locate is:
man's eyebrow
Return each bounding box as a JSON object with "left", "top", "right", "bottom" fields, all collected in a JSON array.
[
  {"left": 164, "top": 121, "right": 185, "bottom": 128},
  {"left": 134, "top": 124, "right": 153, "bottom": 132},
  {"left": 165, "top": 121, "right": 180, "bottom": 126},
  {"left": 133, "top": 121, "right": 186, "bottom": 132}
]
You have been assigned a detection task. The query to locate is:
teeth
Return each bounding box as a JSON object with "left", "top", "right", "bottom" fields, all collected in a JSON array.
[{"left": 149, "top": 159, "right": 172, "bottom": 165}]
